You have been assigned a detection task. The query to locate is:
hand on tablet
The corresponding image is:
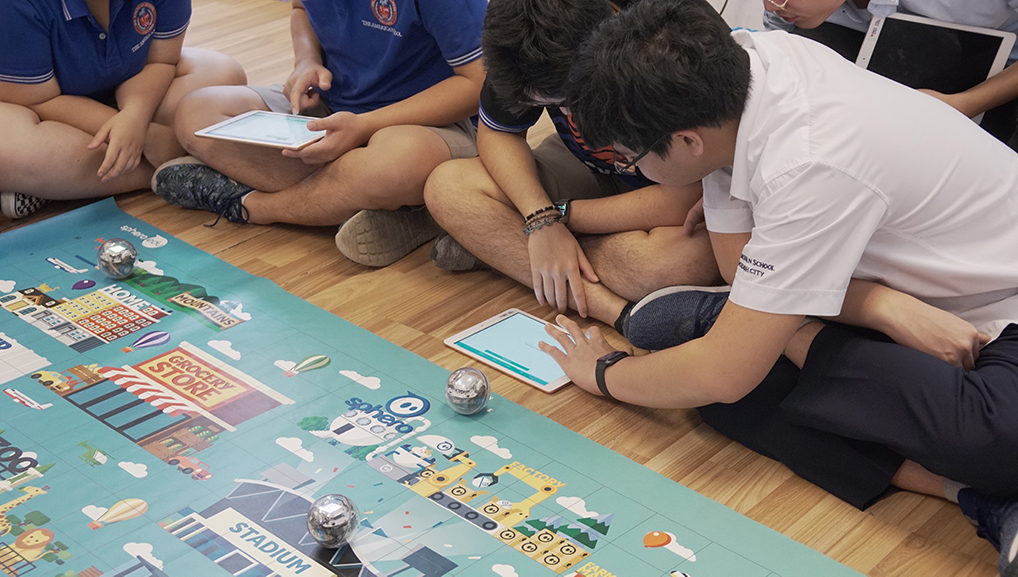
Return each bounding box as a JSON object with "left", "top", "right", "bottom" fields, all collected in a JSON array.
[
  {"left": 527, "top": 224, "right": 598, "bottom": 317},
  {"left": 88, "top": 107, "right": 149, "bottom": 182},
  {"left": 282, "top": 111, "right": 370, "bottom": 164},
  {"left": 284, "top": 63, "right": 332, "bottom": 114},
  {"left": 539, "top": 315, "right": 632, "bottom": 396}
]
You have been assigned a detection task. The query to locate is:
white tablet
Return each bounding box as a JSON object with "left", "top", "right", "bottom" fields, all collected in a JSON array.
[
  {"left": 857, "top": 13, "right": 1016, "bottom": 124},
  {"left": 444, "top": 308, "right": 572, "bottom": 393},
  {"left": 194, "top": 110, "right": 326, "bottom": 150}
]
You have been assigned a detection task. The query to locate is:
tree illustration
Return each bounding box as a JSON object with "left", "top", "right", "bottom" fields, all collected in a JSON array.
[
  {"left": 346, "top": 444, "right": 379, "bottom": 461},
  {"left": 40, "top": 540, "right": 71, "bottom": 564},
  {"left": 298, "top": 416, "right": 329, "bottom": 431},
  {"left": 9, "top": 510, "right": 50, "bottom": 536},
  {"left": 562, "top": 513, "right": 613, "bottom": 549}
]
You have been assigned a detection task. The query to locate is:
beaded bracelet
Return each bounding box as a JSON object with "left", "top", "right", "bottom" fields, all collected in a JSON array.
[
  {"left": 523, "top": 213, "right": 562, "bottom": 236},
  {"left": 523, "top": 205, "right": 558, "bottom": 223}
]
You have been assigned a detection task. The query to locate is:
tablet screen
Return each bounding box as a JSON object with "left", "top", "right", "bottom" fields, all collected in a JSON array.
[
  {"left": 204, "top": 111, "right": 325, "bottom": 147},
  {"left": 868, "top": 18, "right": 1004, "bottom": 93},
  {"left": 451, "top": 312, "right": 566, "bottom": 386}
]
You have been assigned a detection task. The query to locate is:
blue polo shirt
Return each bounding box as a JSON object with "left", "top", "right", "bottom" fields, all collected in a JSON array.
[
  {"left": 0, "top": 0, "right": 191, "bottom": 101},
  {"left": 303, "top": 0, "right": 485, "bottom": 114}
]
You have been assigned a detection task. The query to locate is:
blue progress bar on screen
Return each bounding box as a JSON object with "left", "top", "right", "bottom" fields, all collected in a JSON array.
[{"left": 457, "top": 342, "right": 548, "bottom": 385}]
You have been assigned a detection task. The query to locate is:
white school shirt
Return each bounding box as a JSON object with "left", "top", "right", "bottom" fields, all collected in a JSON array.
[{"left": 702, "top": 30, "right": 1018, "bottom": 338}]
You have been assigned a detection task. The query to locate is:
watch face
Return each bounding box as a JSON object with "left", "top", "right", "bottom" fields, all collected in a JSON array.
[{"left": 599, "top": 350, "right": 627, "bottom": 363}]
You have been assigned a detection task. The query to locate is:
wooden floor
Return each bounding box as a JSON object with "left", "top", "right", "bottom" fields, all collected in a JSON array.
[{"left": 0, "top": 1, "right": 1000, "bottom": 575}]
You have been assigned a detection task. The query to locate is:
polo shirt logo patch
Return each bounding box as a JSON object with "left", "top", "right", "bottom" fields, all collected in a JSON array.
[
  {"left": 134, "top": 2, "right": 156, "bottom": 35},
  {"left": 371, "top": 0, "right": 397, "bottom": 26}
]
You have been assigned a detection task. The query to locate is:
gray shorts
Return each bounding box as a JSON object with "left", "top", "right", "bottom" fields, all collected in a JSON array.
[
  {"left": 530, "top": 134, "right": 636, "bottom": 201},
  {"left": 248, "top": 84, "right": 477, "bottom": 159}
]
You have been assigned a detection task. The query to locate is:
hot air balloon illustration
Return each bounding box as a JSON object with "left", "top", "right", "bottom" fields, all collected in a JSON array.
[
  {"left": 283, "top": 354, "right": 331, "bottom": 377},
  {"left": 87, "top": 498, "right": 148, "bottom": 529},
  {"left": 121, "top": 330, "right": 170, "bottom": 353},
  {"left": 644, "top": 531, "right": 697, "bottom": 562}
]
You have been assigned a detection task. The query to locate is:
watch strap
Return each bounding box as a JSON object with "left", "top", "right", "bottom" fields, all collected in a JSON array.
[{"left": 595, "top": 351, "right": 629, "bottom": 400}]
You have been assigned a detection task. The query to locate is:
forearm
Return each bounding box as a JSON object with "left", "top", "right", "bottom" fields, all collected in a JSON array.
[
  {"left": 604, "top": 308, "right": 795, "bottom": 407},
  {"left": 291, "top": 2, "right": 323, "bottom": 67},
  {"left": 115, "top": 62, "right": 176, "bottom": 123},
  {"left": 359, "top": 74, "right": 481, "bottom": 135},
  {"left": 29, "top": 95, "right": 118, "bottom": 134},
  {"left": 569, "top": 182, "right": 703, "bottom": 234},
  {"left": 945, "top": 62, "right": 1018, "bottom": 117},
  {"left": 477, "top": 125, "right": 554, "bottom": 216}
]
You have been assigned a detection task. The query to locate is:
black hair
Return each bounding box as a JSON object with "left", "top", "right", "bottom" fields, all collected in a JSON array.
[
  {"left": 482, "top": 0, "right": 615, "bottom": 114},
  {"left": 566, "top": 0, "right": 751, "bottom": 154}
]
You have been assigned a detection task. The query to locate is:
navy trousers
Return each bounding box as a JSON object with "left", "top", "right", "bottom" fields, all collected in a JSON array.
[{"left": 699, "top": 323, "right": 1018, "bottom": 509}]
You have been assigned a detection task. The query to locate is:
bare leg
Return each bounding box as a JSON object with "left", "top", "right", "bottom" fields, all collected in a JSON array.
[
  {"left": 245, "top": 125, "right": 454, "bottom": 225},
  {"left": 145, "top": 47, "right": 247, "bottom": 169},
  {"left": 581, "top": 227, "right": 721, "bottom": 302},
  {"left": 892, "top": 460, "right": 949, "bottom": 498},
  {"left": 176, "top": 87, "right": 455, "bottom": 226},
  {"left": 425, "top": 158, "right": 718, "bottom": 325},
  {"left": 0, "top": 103, "right": 152, "bottom": 198},
  {"left": 0, "top": 48, "right": 245, "bottom": 200},
  {"left": 174, "top": 86, "right": 319, "bottom": 192}
]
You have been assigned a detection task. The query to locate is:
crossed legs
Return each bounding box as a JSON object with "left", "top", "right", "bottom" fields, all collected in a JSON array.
[
  {"left": 0, "top": 48, "right": 245, "bottom": 200},
  {"left": 173, "top": 87, "right": 457, "bottom": 226},
  {"left": 424, "top": 156, "right": 719, "bottom": 326}
]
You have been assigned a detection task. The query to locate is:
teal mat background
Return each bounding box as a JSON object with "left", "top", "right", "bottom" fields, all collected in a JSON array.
[{"left": 0, "top": 199, "right": 861, "bottom": 577}]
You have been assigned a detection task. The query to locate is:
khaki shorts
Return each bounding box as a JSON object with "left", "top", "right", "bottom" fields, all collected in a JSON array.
[
  {"left": 248, "top": 84, "right": 478, "bottom": 159},
  {"left": 531, "top": 134, "right": 636, "bottom": 201}
]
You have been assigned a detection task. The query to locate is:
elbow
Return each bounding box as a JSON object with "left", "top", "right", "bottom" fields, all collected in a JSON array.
[{"left": 710, "top": 378, "right": 758, "bottom": 405}]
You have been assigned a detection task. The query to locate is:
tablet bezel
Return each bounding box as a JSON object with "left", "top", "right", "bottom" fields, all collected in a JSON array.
[
  {"left": 444, "top": 308, "right": 572, "bottom": 394},
  {"left": 194, "top": 110, "right": 327, "bottom": 150},
  {"left": 856, "top": 12, "right": 1016, "bottom": 124}
]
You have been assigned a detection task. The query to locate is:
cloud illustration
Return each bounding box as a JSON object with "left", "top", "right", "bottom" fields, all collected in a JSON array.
[
  {"left": 470, "top": 435, "right": 512, "bottom": 459},
  {"left": 339, "top": 370, "right": 381, "bottom": 390},
  {"left": 118, "top": 461, "right": 148, "bottom": 478},
  {"left": 208, "top": 340, "right": 241, "bottom": 361},
  {"left": 82, "top": 505, "right": 107, "bottom": 521},
  {"left": 135, "top": 260, "right": 164, "bottom": 275},
  {"left": 556, "top": 496, "right": 597, "bottom": 518},
  {"left": 123, "top": 542, "right": 164, "bottom": 569},
  {"left": 0, "top": 280, "right": 14, "bottom": 293},
  {"left": 275, "top": 360, "right": 296, "bottom": 372},
  {"left": 277, "top": 437, "right": 314, "bottom": 462},
  {"left": 492, "top": 564, "right": 518, "bottom": 577}
]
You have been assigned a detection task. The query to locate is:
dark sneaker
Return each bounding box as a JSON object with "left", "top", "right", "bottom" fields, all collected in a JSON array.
[
  {"left": 623, "top": 285, "right": 729, "bottom": 350},
  {"left": 152, "top": 156, "right": 250, "bottom": 224},
  {"left": 958, "top": 489, "right": 1018, "bottom": 576},
  {"left": 335, "top": 206, "right": 442, "bottom": 267},
  {"left": 1, "top": 192, "right": 49, "bottom": 219},
  {"left": 430, "top": 233, "right": 485, "bottom": 271}
]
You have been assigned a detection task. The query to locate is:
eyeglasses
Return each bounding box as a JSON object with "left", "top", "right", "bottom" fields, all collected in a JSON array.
[
  {"left": 766, "top": 0, "right": 791, "bottom": 10},
  {"left": 612, "top": 133, "right": 670, "bottom": 175}
]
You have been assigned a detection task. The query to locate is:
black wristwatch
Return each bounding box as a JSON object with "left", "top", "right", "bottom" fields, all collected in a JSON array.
[
  {"left": 554, "top": 199, "right": 573, "bottom": 226},
  {"left": 595, "top": 350, "right": 629, "bottom": 400}
]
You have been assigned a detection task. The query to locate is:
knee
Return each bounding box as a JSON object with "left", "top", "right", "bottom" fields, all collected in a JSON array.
[
  {"left": 180, "top": 48, "right": 247, "bottom": 87},
  {"left": 173, "top": 91, "right": 213, "bottom": 155},
  {"left": 423, "top": 158, "right": 485, "bottom": 220},
  {"left": 642, "top": 226, "right": 721, "bottom": 288}
]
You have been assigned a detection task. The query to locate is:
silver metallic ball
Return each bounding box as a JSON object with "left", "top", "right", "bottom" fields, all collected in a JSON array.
[
  {"left": 97, "top": 238, "right": 138, "bottom": 279},
  {"left": 307, "top": 494, "right": 358, "bottom": 548},
  {"left": 446, "top": 367, "right": 490, "bottom": 415}
]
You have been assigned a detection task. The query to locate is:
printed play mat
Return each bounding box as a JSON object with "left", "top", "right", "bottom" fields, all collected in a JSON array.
[{"left": 0, "top": 200, "right": 861, "bottom": 577}]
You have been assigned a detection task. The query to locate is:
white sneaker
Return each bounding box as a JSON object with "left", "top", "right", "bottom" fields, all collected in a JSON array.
[{"left": 1, "top": 192, "right": 49, "bottom": 219}]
